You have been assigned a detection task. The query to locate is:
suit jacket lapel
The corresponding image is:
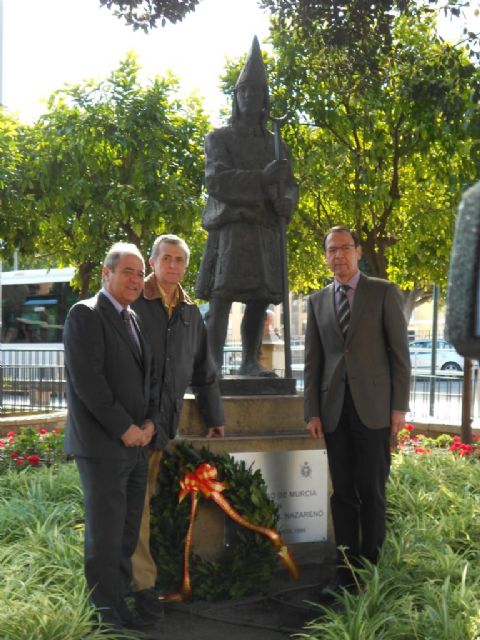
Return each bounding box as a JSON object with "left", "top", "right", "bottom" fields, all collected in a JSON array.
[
  {"left": 97, "top": 293, "right": 144, "bottom": 368},
  {"left": 324, "top": 283, "right": 344, "bottom": 341}
]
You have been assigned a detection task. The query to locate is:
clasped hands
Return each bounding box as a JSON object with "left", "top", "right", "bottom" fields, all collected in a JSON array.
[{"left": 121, "top": 420, "right": 156, "bottom": 447}]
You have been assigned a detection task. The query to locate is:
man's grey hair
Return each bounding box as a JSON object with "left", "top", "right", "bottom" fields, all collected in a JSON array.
[
  {"left": 103, "top": 242, "right": 145, "bottom": 273},
  {"left": 151, "top": 234, "right": 190, "bottom": 265}
]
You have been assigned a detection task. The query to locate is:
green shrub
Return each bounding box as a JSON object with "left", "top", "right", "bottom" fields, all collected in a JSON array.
[{"left": 0, "top": 427, "right": 66, "bottom": 474}]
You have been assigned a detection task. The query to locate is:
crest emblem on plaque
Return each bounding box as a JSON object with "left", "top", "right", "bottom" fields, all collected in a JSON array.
[{"left": 301, "top": 461, "right": 312, "bottom": 478}]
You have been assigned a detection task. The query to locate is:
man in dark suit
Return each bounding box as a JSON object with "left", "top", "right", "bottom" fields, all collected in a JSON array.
[
  {"left": 304, "top": 226, "right": 410, "bottom": 589},
  {"left": 64, "top": 242, "right": 159, "bottom": 635}
]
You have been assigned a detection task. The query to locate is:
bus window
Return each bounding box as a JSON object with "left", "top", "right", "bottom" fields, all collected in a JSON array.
[{"left": 2, "top": 276, "right": 78, "bottom": 344}]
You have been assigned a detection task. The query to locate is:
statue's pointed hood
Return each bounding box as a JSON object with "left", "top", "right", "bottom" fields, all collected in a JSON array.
[
  {"left": 235, "top": 36, "right": 268, "bottom": 89},
  {"left": 232, "top": 36, "right": 270, "bottom": 128}
]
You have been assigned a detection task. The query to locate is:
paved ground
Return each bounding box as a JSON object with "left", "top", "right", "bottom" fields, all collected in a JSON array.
[{"left": 135, "top": 542, "right": 337, "bottom": 640}]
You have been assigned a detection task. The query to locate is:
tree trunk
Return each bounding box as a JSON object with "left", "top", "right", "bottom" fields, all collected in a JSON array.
[{"left": 78, "top": 261, "right": 95, "bottom": 299}]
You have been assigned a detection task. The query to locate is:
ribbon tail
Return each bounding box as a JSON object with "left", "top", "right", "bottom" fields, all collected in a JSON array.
[
  {"left": 277, "top": 544, "right": 300, "bottom": 580},
  {"left": 163, "top": 491, "right": 198, "bottom": 602},
  {"left": 213, "top": 493, "right": 299, "bottom": 580}
]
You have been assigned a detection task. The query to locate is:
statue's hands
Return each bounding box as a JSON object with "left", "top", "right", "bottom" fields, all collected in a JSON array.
[
  {"left": 273, "top": 196, "right": 294, "bottom": 219},
  {"left": 262, "top": 159, "right": 291, "bottom": 187}
]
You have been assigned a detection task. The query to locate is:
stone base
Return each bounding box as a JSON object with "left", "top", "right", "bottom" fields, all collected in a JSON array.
[
  {"left": 0, "top": 410, "right": 67, "bottom": 436},
  {"left": 179, "top": 394, "right": 304, "bottom": 436},
  {"left": 218, "top": 376, "right": 297, "bottom": 396}
]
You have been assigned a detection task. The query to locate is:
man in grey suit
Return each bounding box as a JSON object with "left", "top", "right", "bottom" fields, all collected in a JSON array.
[
  {"left": 304, "top": 226, "right": 410, "bottom": 590},
  {"left": 64, "top": 242, "right": 159, "bottom": 635}
]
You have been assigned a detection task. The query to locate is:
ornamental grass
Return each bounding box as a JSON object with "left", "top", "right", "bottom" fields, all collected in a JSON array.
[
  {"left": 2, "top": 428, "right": 480, "bottom": 638},
  {"left": 300, "top": 443, "right": 480, "bottom": 640},
  {"left": 0, "top": 463, "right": 128, "bottom": 639}
]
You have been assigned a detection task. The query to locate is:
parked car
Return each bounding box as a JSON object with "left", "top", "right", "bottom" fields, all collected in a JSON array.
[{"left": 409, "top": 339, "right": 464, "bottom": 372}]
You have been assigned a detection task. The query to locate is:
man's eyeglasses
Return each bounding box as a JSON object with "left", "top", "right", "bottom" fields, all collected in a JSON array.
[{"left": 326, "top": 244, "right": 356, "bottom": 256}]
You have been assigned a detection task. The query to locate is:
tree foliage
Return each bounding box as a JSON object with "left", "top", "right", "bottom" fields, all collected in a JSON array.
[
  {"left": 262, "top": 12, "right": 479, "bottom": 303},
  {"left": 99, "top": 0, "right": 200, "bottom": 30},
  {"left": 259, "top": 0, "right": 480, "bottom": 64},
  {"left": 98, "top": 0, "right": 480, "bottom": 61},
  {"left": 0, "top": 110, "right": 30, "bottom": 260},
  {"left": 2, "top": 55, "right": 210, "bottom": 296}
]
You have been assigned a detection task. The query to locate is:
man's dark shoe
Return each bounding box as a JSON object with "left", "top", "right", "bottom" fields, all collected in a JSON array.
[
  {"left": 117, "top": 599, "right": 156, "bottom": 630},
  {"left": 134, "top": 588, "right": 165, "bottom": 619}
]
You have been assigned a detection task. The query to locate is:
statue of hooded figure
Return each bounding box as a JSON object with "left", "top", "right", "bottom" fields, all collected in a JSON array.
[{"left": 195, "top": 36, "right": 298, "bottom": 377}]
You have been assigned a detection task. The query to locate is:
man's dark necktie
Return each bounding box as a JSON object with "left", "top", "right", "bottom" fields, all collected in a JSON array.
[
  {"left": 121, "top": 309, "right": 141, "bottom": 357},
  {"left": 337, "top": 285, "right": 350, "bottom": 337}
]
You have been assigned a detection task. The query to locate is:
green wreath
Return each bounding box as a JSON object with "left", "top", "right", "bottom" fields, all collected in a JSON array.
[{"left": 150, "top": 442, "right": 280, "bottom": 601}]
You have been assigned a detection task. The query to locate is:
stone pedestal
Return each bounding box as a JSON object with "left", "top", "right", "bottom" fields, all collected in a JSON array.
[
  {"left": 218, "top": 376, "right": 296, "bottom": 396},
  {"left": 175, "top": 393, "right": 334, "bottom": 560}
]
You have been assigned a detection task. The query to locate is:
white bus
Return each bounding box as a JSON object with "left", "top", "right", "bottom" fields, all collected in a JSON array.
[
  {"left": 0, "top": 268, "right": 78, "bottom": 408},
  {"left": 1, "top": 267, "right": 77, "bottom": 349}
]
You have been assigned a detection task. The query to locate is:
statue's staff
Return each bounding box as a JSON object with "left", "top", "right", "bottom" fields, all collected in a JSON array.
[{"left": 271, "top": 114, "right": 292, "bottom": 379}]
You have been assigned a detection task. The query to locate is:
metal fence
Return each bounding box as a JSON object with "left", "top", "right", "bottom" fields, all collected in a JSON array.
[
  {"left": 0, "top": 349, "right": 67, "bottom": 412},
  {"left": 408, "top": 370, "right": 479, "bottom": 426},
  {"left": 1, "top": 347, "right": 478, "bottom": 426}
]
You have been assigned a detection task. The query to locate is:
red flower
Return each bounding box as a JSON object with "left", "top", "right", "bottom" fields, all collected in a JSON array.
[
  {"left": 15, "top": 458, "right": 25, "bottom": 466},
  {"left": 27, "top": 455, "right": 41, "bottom": 466},
  {"left": 0, "top": 440, "right": 5, "bottom": 447},
  {"left": 10, "top": 452, "right": 19, "bottom": 459},
  {"left": 6, "top": 431, "right": 15, "bottom": 437},
  {"left": 52, "top": 428, "right": 62, "bottom": 434},
  {"left": 459, "top": 444, "right": 474, "bottom": 456},
  {"left": 450, "top": 441, "right": 474, "bottom": 456},
  {"left": 405, "top": 424, "right": 414, "bottom": 432},
  {"left": 414, "top": 446, "right": 431, "bottom": 454},
  {"left": 37, "top": 428, "right": 48, "bottom": 435}
]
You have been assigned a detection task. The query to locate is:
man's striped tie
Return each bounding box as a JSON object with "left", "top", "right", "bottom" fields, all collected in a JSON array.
[{"left": 337, "top": 285, "right": 350, "bottom": 337}]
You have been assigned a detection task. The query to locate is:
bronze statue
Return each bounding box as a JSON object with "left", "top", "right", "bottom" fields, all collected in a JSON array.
[{"left": 195, "top": 36, "right": 298, "bottom": 377}]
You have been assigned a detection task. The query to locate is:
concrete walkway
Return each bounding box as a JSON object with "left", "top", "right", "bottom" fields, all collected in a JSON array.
[{"left": 136, "top": 542, "right": 336, "bottom": 640}]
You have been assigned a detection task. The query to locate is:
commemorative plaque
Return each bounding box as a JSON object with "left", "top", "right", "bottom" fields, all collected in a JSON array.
[{"left": 232, "top": 450, "right": 328, "bottom": 544}]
